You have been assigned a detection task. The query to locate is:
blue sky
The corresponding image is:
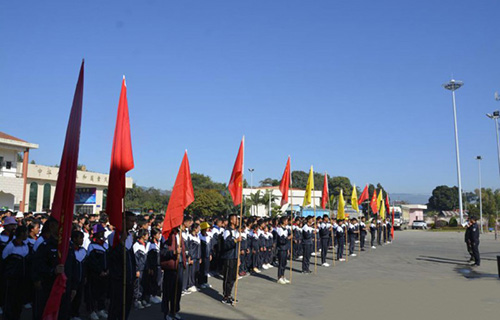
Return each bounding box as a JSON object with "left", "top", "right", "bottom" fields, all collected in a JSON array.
[{"left": 1, "top": 0, "right": 499, "bottom": 196}]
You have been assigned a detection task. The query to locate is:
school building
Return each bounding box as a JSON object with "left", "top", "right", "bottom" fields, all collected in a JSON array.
[{"left": 0, "top": 131, "right": 133, "bottom": 214}]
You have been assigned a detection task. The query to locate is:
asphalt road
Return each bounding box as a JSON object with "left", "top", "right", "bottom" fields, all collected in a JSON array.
[{"left": 129, "top": 230, "right": 500, "bottom": 320}]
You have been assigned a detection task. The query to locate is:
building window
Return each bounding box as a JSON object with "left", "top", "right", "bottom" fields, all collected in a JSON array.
[
  {"left": 6, "top": 162, "right": 11, "bottom": 170},
  {"left": 29, "top": 182, "right": 38, "bottom": 212},
  {"left": 0, "top": 157, "right": 4, "bottom": 168},
  {"left": 43, "top": 183, "right": 51, "bottom": 211}
]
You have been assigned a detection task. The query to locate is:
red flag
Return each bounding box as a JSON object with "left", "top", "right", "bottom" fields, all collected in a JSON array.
[
  {"left": 43, "top": 61, "right": 84, "bottom": 320},
  {"left": 228, "top": 137, "right": 244, "bottom": 206},
  {"left": 107, "top": 77, "right": 134, "bottom": 247},
  {"left": 385, "top": 194, "right": 390, "bottom": 215},
  {"left": 357, "top": 184, "right": 369, "bottom": 205},
  {"left": 279, "top": 157, "right": 291, "bottom": 206},
  {"left": 321, "top": 173, "right": 328, "bottom": 209},
  {"left": 370, "top": 189, "right": 378, "bottom": 213},
  {"left": 162, "top": 151, "right": 194, "bottom": 239},
  {"left": 391, "top": 207, "right": 395, "bottom": 239}
]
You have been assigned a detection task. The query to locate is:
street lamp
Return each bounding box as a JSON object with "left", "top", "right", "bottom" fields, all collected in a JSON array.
[
  {"left": 443, "top": 79, "right": 464, "bottom": 225},
  {"left": 476, "top": 156, "right": 483, "bottom": 233},
  {"left": 248, "top": 168, "right": 255, "bottom": 215},
  {"left": 486, "top": 110, "right": 500, "bottom": 178}
]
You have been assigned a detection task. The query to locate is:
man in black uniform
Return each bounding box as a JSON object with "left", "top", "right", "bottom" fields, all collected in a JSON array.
[
  {"left": 468, "top": 217, "right": 480, "bottom": 267},
  {"left": 464, "top": 220, "right": 474, "bottom": 262},
  {"left": 221, "top": 214, "right": 241, "bottom": 306}
]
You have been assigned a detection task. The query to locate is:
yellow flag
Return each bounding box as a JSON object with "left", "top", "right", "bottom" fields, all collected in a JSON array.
[
  {"left": 302, "top": 166, "right": 314, "bottom": 207},
  {"left": 379, "top": 198, "right": 386, "bottom": 219},
  {"left": 377, "top": 189, "right": 383, "bottom": 211},
  {"left": 351, "top": 185, "right": 359, "bottom": 212},
  {"left": 337, "top": 189, "right": 345, "bottom": 219}
]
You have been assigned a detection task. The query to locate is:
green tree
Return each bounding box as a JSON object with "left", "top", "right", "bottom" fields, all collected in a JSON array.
[
  {"left": 186, "top": 189, "right": 226, "bottom": 217},
  {"left": 246, "top": 190, "right": 263, "bottom": 216},
  {"left": 191, "top": 173, "right": 226, "bottom": 191},
  {"left": 328, "top": 176, "right": 353, "bottom": 197},
  {"left": 259, "top": 178, "right": 280, "bottom": 187},
  {"left": 261, "top": 190, "right": 279, "bottom": 216},
  {"left": 291, "top": 171, "right": 308, "bottom": 189},
  {"left": 428, "top": 185, "right": 459, "bottom": 211}
]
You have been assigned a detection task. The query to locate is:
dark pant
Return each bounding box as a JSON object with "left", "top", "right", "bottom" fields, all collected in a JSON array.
[
  {"left": 277, "top": 250, "right": 288, "bottom": 278},
  {"left": 71, "top": 283, "right": 84, "bottom": 317},
  {"left": 471, "top": 242, "right": 480, "bottom": 265},
  {"left": 349, "top": 235, "right": 355, "bottom": 254},
  {"left": 199, "top": 258, "right": 210, "bottom": 285},
  {"left": 360, "top": 232, "right": 366, "bottom": 249},
  {"left": 4, "top": 278, "right": 25, "bottom": 320},
  {"left": 90, "top": 274, "right": 108, "bottom": 311},
  {"left": 371, "top": 232, "right": 376, "bottom": 247},
  {"left": 337, "top": 237, "right": 344, "bottom": 260},
  {"left": 320, "top": 238, "right": 329, "bottom": 264},
  {"left": 107, "top": 279, "right": 134, "bottom": 320},
  {"left": 302, "top": 243, "right": 312, "bottom": 272},
  {"left": 187, "top": 259, "right": 200, "bottom": 288},
  {"left": 33, "top": 278, "right": 55, "bottom": 320},
  {"left": 222, "top": 259, "right": 237, "bottom": 298},
  {"left": 377, "top": 229, "right": 382, "bottom": 245},
  {"left": 161, "top": 269, "right": 182, "bottom": 316}
]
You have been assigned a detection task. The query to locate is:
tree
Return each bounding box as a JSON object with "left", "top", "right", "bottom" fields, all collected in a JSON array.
[
  {"left": 246, "top": 190, "right": 263, "bottom": 216},
  {"left": 261, "top": 190, "right": 279, "bottom": 216},
  {"left": 186, "top": 189, "right": 226, "bottom": 217},
  {"left": 428, "top": 186, "right": 459, "bottom": 211},
  {"left": 17, "top": 153, "right": 23, "bottom": 162},
  {"left": 259, "top": 178, "right": 279, "bottom": 187},
  {"left": 125, "top": 183, "right": 169, "bottom": 213},
  {"left": 191, "top": 173, "right": 225, "bottom": 191},
  {"left": 449, "top": 216, "right": 458, "bottom": 227},
  {"left": 328, "top": 176, "right": 353, "bottom": 197},
  {"left": 291, "top": 171, "right": 308, "bottom": 189}
]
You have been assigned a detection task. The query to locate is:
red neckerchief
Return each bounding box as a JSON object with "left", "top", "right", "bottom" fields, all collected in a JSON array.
[
  {"left": 138, "top": 239, "right": 146, "bottom": 249},
  {"left": 93, "top": 237, "right": 105, "bottom": 246}
]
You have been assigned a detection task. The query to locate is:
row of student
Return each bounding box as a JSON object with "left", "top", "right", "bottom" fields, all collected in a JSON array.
[{"left": 0, "top": 209, "right": 394, "bottom": 320}]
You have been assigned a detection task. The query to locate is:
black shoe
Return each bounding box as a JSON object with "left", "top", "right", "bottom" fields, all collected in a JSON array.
[
  {"left": 221, "top": 297, "right": 231, "bottom": 305},
  {"left": 361, "top": 248, "right": 366, "bottom": 251},
  {"left": 230, "top": 297, "right": 238, "bottom": 305}
]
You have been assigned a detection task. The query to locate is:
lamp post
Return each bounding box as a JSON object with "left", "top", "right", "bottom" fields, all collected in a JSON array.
[
  {"left": 476, "top": 156, "right": 483, "bottom": 233},
  {"left": 248, "top": 168, "right": 255, "bottom": 215},
  {"left": 486, "top": 110, "right": 500, "bottom": 178},
  {"left": 443, "top": 79, "right": 464, "bottom": 225}
]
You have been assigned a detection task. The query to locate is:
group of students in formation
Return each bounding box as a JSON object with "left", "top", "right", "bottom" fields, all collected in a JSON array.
[{"left": 0, "top": 209, "right": 394, "bottom": 320}]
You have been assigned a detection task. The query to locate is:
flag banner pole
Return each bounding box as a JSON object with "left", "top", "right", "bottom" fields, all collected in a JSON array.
[
  {"left": 345, "top": 221, "right": 348, "bottom": 263},
  {"left": 313, "top": 184, "right": 317, "bottom": 274},
  {"left": 173, "top": 221, "right": 184, "bottom": 315},
  {"left": 289, "top": 186, "right": 294, "bottom": 283},
  {"left": 234, "top": 136, "right": 244, "bottom": 305},
  {"left": 327, "top": 193, "right": 335, "bottom": 267},
  {"left": 122, "top": 199, "right": 126, "bottom": 320}
]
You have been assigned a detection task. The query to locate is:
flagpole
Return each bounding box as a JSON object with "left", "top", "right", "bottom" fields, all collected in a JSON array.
[
  {"left": 326, "top": 173, "right": 335, "bottom": 268},
  {"left": 234, "top": 136, "right": 244, "bottom": 304},
  {"left": 173, "top": 222, "right": 184, "bottom": 316},
  {"left": 289, "top": 182, "right": 294, "bottom": 283},
  {"left": 313, "top": 182, "right": 317, "bottom": 274},
  {"left": 122, "top": 199, "right": 126, "bottom": 320}
]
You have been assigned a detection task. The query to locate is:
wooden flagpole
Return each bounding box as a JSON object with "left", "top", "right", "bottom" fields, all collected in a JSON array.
[
  {"left": 234, "top": 136, "right": 245, "bottom": 304},
  {"left": 122, "top": 199, "right": 126, "bottom": 320},
  {"left": 313, "top": 183, "right": 318, "bottom": 274},
  {"left": 328, "top": 193, "right": 335, "bottom": 267},
  {"left": 173, "top": 222, "right": 184, "bottom": 316},
  {"left": 289, "top": 183, "right": 294, "bottom": 283},
  {"left": 345, "top": 221, "right": 348, "bottom": 262}
]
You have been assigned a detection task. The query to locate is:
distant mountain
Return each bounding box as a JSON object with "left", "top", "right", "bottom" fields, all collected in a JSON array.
[
  {"left": 138, "top": 185, "right": 171, "bottom": 196},
  {"left": 390, "top": 193, "right": 430, "bottom": 205}
]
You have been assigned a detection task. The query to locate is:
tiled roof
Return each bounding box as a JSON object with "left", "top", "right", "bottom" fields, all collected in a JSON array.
[{"left": 0, "top": 131, "right": 27, "bottom": 142}]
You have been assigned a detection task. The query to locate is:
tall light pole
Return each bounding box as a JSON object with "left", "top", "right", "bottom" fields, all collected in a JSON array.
[
  {"left": 248, "top": 168, "right": 255, "bottom": 215},
  {"left": 443, "top": 79, "right": 464, "bottom": 225},
  {"left": 476, "top": 156, "right": 483, "bottom": 233},
  {"left": 486, "top": 110, "right": 500, "bottom": 178}
]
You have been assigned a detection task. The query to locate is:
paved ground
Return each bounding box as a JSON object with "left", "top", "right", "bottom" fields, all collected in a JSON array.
[{"left": 129, "top": 230, "right": 500, "bottom": 320}]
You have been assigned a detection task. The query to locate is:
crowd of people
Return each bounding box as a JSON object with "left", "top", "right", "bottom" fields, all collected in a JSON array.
[{"left": 0, "top": 209, "right": 395, "bottom": 320}]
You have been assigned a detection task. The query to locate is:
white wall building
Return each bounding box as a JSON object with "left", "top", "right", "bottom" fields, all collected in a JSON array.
[
  {"left": 0, "top": 132, "right": 133, "bottom": 214},
  {"left": 243, "top": 186, "right": 322, "bottom": 217}
]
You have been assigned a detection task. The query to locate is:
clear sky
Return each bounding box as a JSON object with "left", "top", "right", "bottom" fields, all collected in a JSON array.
[{"left": 1, "top": 0, "right": 499, "bottom": 196}]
